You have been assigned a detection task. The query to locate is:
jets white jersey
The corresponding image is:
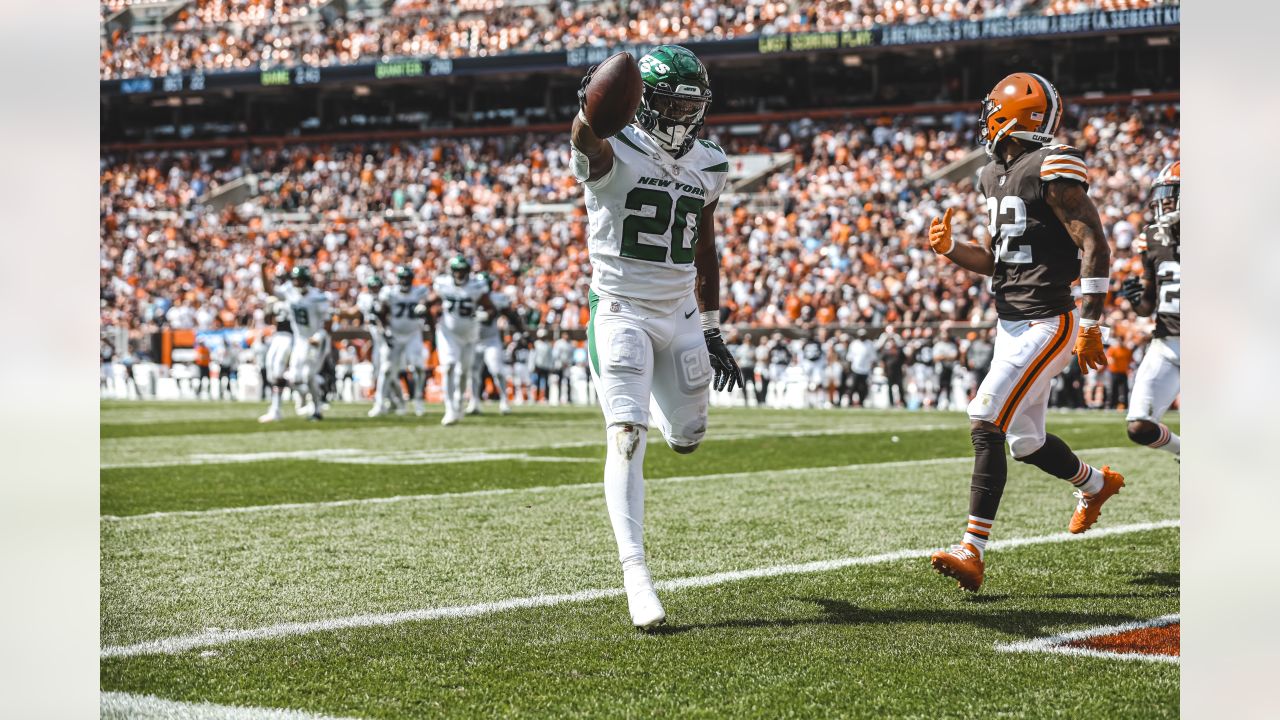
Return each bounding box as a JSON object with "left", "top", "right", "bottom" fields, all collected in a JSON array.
[
  {"left": 576, "top": 124, "right": 730, "bottom": 313},
  {"left": 379, "top": 284, "right": 430, "bottom": 336},
  {"left": 478, "top": 291, "right": 512, "bottom": 343},
  {"left": 434, "top": 274, "right": 489, "bottom": 341},
  {"left": 274, "top": 284, "right": 331, "bottom": 339}
]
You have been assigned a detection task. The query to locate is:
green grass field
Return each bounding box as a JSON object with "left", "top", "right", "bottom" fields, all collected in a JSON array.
[{"left": 100, "top": 401, "right": 1179, "bottom": 718}]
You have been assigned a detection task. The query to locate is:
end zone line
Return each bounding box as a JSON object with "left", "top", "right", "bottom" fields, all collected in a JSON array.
[
  {"left": 101, "top": 446, "right": 1134, "bottom": 523},
  {"left": 100, "top": 691, "right": 361, "bottom": 720},
  {"left": 100, "top": 518, "right": 1178, "bottom": 659},
  {"left": 995, "top": 613, "right": 1180, "bottom": 664}
]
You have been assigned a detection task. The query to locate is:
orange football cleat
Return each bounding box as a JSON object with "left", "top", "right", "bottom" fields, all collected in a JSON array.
[
  {"left": 930, "top": 543, "right": 985, "bottom": 592},
  {"left": 1069, "top": 466, "right": 1126, "bottom": 534}
]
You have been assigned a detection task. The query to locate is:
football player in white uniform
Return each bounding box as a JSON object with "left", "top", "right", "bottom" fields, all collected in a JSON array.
[
  {"left": 262, "top": 265, "right": 332, "bottom": 422},
  {"left": 429, "top": 256, "right": 498, "bottom": 426},
  {"left": 257, "top": 290, "right": 295, "bottom": 423},
  {"left": 350, "top": 274, "right": 400, "bottom": 416},
  {"left": 468, "top": 272, "right": 524, "bottom": 416},
  {"left": 572, "top": 45, "right": 743, "bottom": 629},
  {"left": 1119, "top": 161, "right": 1181, "bottom": 458},
  {"left": 376, "top": 266, "right": 431, "bottom": 417}
]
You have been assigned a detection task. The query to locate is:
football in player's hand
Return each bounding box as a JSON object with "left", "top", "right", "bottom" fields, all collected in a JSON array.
[{"left": 581, "top": 52, "right": 643, "bottom": 138}]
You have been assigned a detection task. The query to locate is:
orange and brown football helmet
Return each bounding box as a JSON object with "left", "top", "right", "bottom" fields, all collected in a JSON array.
[
  {"left": 977, "top": 72, "right": 1063, "bottom": 158},
  {"left": 1150, "top": 160, "right": 1180, "bottom": 218}
]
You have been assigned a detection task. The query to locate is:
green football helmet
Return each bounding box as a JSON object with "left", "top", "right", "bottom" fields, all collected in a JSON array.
[
  {"left": 289, "top": 265, "right": 312, "bottom": 287},
  {"left": 366, "top": 274, "right": 384, "bottom": 290},
  {"left": 449, "top": 255, "right": 471, "bottom": 284},
  {"left": 635, "top": 45, "right": 712, "bottom": 158},
  {"left": 395, "top": 264, "right": 413, "bottom": 290}
]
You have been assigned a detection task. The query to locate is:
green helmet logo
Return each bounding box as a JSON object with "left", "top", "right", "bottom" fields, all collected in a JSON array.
[{"left": 635, "top": 45, "right": 711, "bottom": 158}]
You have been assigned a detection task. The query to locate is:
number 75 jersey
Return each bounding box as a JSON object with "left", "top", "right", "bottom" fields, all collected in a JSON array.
[
  {"left": 577, "top": 124, "right": 730, "bottom": 312},
  {"left": 978, "top": 144, "right": 1088, "bottom": 321}
]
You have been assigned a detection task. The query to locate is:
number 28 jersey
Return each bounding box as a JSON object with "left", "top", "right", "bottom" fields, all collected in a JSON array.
[
  {"left": 576, "top": 124, "right": 730, "bottom": 313},
  {"left": 1138, "top": 226, "right": 1180, "bottom": 338},
  {"left": 978, "top": 144, "right": 1088, "bottom": 321}
]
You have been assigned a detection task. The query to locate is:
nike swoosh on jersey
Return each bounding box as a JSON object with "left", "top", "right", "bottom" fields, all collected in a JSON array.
[{"left": 684, "top": 309, "right": 697, "bottom": 319}]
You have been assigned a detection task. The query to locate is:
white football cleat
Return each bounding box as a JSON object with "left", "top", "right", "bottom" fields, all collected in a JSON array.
[
  {"left": 257, "top": 409, "right": 283, "bottom": 423},
  {"left": 296, "top": 402, "right": 314, "bottom": 417},
  {"left": 499, "top": 399, "right": 512, "bottom": 415},
  {"left": 441, "top": 409, "right": 460, "bottom": 426},
  {"left": 368, "top": 404, "right": 387, "bottom": 418},
  {"left": 623, "top": 564, "right": 666, "bottom": 630},
  {"left": 414, "top": 400, "right": 427, "bottom": 417},
  {"left": 465, "top": 400, "right": 481, "bottom": 416}
]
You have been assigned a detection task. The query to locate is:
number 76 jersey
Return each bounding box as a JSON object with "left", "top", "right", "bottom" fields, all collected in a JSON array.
[
  {"left": 978, "top": 144, "right": 1088, "bottom": 321},
  {"left": 577, "top": 124, "right": 730, "bottom": 312}
]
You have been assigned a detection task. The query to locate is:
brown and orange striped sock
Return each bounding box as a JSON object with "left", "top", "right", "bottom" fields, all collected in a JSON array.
[{"left": 963, "top": 515, "right": 993, "bottom": 558}]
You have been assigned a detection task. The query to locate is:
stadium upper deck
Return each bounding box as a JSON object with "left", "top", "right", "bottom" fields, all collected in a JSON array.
[{"left": 101, "top": 0, "right": 1179, "bottom": 81}]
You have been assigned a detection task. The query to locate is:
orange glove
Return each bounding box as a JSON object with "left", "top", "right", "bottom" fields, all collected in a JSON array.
[
  {"left": 1075, "top": 324, "right": 1107, "bottom": 373},
  {"left": 928, "top": 207, "right": 955, "bottom": 255}
]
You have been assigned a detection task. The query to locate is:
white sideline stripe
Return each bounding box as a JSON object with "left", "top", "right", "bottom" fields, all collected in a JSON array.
[
  {"left": 99, "top": 423, "right": 970, "bottom": 469},
  {"left": 995, "top": 613, "right": 1180, "bottom": 664},
  {"left": 100, "top": 518, "right": 1178, "bottom": 659},
  {"left": 100, "top": 446, "right": 1131, "bottom": 522},
  {"left": 100, "top": 691, "right": 362, "bottom": 720}
]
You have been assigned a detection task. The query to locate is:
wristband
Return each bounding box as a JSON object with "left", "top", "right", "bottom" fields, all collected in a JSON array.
[
  {"left": 700, "top": 311, "right": 719, "bottom": 333},
  {"left": 1079, "top": 318, "right": 1099, "bottom": 328},
  {"left": 576, "top": 108, "right": 589, "bottom": 126},
  {"left": 1079, "top": 277, "right": 1109, "bottom": 295}
]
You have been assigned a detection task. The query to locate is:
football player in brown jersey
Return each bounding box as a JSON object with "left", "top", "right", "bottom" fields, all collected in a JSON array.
[
  {"left": 923, "top": 73, "right": 1125, "bottom": 592},
  {"left": 1120, "top": 161, "right": 1181, "bottom": 458}
]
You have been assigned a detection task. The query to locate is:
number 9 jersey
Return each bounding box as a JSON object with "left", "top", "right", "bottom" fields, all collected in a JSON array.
[
  {"left": 577, "top": 124, "right": 730, "bottom": 313},
  {"left": 978, "top": 144, "right": 1089, "bottom": 321}
]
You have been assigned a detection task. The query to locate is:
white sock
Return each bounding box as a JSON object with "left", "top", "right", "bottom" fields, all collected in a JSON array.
[
  {"left": 1069, "top": 461, "right": 1105, "bottom": 496},
  {"left": 604, "top": 424, "right": 648, "bottom": 567},
  {"left": 269, "top": 387, "right": 282, "bottom": 413},
  {"left": 442, "top": 363, "right": 458, "bottom": 413},
  {"left": 1150, "top": 424, "right": 1180, "bottom": 456},
  {"left": 962, "top": 515, "right": 992, "bottom": 559}
]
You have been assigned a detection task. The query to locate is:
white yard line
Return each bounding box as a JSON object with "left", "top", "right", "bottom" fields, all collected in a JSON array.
[
  {"left": 100, "top": 423, "right": 966, "bottom": 469},
  {"left": 100, "top": 518, "right": 1178, "bottom": 659},
  {"left": 101, "top": 446, "right": 1132, "bottom": 523},
  {"left": 995, "top": 613, "right": 1180, "bottom": 664},
  {"left": 100, "top": 691, "right": 362, "bottom": 720}
]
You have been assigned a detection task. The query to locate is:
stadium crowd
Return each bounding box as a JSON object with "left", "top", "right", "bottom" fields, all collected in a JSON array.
[
  {"left": 99, "top": 0, "right": 1174, "bottom": 79},
  {"left": 100, "top": 102, "right": 1177, "bottom": 410}
]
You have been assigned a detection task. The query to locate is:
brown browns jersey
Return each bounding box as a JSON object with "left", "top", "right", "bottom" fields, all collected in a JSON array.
[
  {"left": 977, "top": 144, "right": 1088, "bottom": 321},
  {"left": 1138, "top": 222, "right": 1180, "bottom": 338}
]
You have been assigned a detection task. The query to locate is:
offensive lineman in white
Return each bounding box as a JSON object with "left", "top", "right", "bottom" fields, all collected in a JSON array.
[
  {"left": 375, "top": 265, "right": 431, "bottom": 417},
  {"left": 428, "top": 256, "right": 498, "bottom": 426},
  {"left": 468, "top": 272, "right": 524, "bottom": 416},
  {"left": 572, "top": 45, "right": 743, "bottom": 629},
  {"left": 261, "top": 264, "right": 332, "bottom": 422},
  {"left": 257, "top": 271, "right": 295, "bottom": 423}
]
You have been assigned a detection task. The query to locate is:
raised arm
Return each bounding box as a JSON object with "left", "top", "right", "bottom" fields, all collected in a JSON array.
[
  {"left": 1044, "top": 179, "right": 1111, "bottom": 372},
  {"left": 571, "top": 67, "right": 616, "bottom": 182},
  {"left": 926, "top": 208, "right": 995, "bottom": 276}
]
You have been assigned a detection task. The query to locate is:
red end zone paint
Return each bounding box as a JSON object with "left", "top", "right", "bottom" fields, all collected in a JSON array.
[{"left": 1065, "top": 622, "right": 1179, "bottom": 657}]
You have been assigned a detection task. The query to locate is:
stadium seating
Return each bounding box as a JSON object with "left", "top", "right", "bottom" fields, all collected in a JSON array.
[{"left": 99, "top": 0, "right": 1178, "bottom": 79}]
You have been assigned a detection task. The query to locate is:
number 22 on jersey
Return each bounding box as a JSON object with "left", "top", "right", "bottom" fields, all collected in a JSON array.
[{"left": 986, "top": 195, "right": 1031, "bottom": 264}]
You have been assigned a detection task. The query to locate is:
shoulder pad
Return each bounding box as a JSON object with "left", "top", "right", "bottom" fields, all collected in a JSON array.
[{"left": 1040, "top": 145, "right": 1088, "bottom": 184}]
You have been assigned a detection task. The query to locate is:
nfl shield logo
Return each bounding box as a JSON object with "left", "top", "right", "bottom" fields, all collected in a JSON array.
[
  {"left": 610, "top": 301, "right": 621, "bottom": 313},
  {"left": 998, "top": 175, "right": 1007, "bottom": 187}
]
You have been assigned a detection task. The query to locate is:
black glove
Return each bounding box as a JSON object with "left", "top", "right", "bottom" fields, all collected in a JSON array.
[
  {"left": 704, "top": 329, "right": 743, "bottom": 393},
  {"left": 576, "top": 64, "right": 598, "bottom": 113},
  {"left": 1120, "top": 276, "right": 1145, "bottom": 305}
]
